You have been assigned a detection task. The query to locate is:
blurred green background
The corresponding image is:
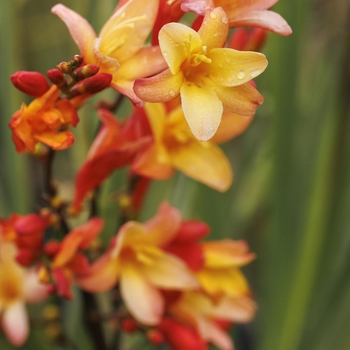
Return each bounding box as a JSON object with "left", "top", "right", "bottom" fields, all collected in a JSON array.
[{"left": 1, "top": 0, "right": 350, "bottom": 349}]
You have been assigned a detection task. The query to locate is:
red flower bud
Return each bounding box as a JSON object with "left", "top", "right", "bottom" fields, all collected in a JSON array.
[
  {"left": 147, "top": 329, "right": 164, "bottom": 345},
  {"left": 73, "top": 64, "right": 100, "bottom": 81},
  {"left": 57, "top": 61, "right": 73, "bottom": 74},
  {"left": 121, "top": 318, "right": 138, "bottom": 333},
  {"left": 70, "top": 73, "right": 112, "bottom": 96},
  {"left": 16, "top": 249, "right": 37, "bottom": 266},
  {"left": 11, "top": 71, "right": 50, "bottom": 97},
  {"left": 229, "top": 28, "right": 267, "bottom": 52},
  {"left": 71, "top": 55, "right": 84, "bottom": 69},
  {"left": 47, "top": 68, "right": 67, "bottom": 87}
]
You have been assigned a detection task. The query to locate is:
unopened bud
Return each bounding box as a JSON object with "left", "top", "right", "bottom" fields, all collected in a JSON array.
[
  {"left": 121, "top": 318, "right": 138, "bottom": 333},
  {"left": 147, "top": 329, "right": 164, "bottom": 345},
  {"left": 71, "top": 55, "right": 84, "bottom": 69},
  {"left": 11, "top": 71, "right": 50, "bottom": 97},
  {"left": 47, "top": 69, "right": 67, "bottom": 88},
  {"left": 229, "top": 28, "right": 267, "bottom": 52},
  {"left": 16, "top": 249, "right": 36, "bottom": 266},
  {"left": 245, "top": 28, "right": 267, "bottom": 51},
  {"left": 73, "top": 64, "right": 100, "bottom": 81},
  {"left": 70, "top": 73, "right": 112, "bottom": 96},
  {"left": 44, "top": 241, "right": 61, "bottom": 256}
]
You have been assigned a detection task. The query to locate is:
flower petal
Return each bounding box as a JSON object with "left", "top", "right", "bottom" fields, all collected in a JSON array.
[
  {"left": 99, "top": 0, "right": 159, "bottom": 62},
  {"left": 159, "top": 23, "right": 202, "bottom": 74},
  {"left": 134, "top": 69, "right": 183, "bottom": 102},
  {"left": 171, "top": 141, "right": 233, "bottom": 191},
  {"left": 34, "top": 130, "right": 75, "bottom": 150},
  {"left": 51, "top": 4, "right": 96, "bottom": 62},
  {"left": 120, "top": 264, "right": 164, "bottom": 325},
  {"left": 141, "top": 253, "right": 199, "bottom": 289},
  {"left": 23, "top": 269, "right": 49, "bottom": 303},
  {"left": 198, "top": 7, "right": 229, "bottom": 50},
  {"left": 207, "top": 48, "right": 267, "bottom": 87},
  {"left": 215, "top": 82, "right": 264, "bottom": 116},
  {"left": 2, "top": 301, "right": 28, "bottom": 346},
  {"left": 230, "top": 10, "right": 292, "bottom": 36},
  {"left": 180, "top": 82, "right": 223, "bottom": 141}
]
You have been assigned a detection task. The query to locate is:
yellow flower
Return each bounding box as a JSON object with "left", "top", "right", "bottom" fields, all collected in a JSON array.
[
  {"left": 77, "top": 203, "right": 198, "bottom": 325},
  {"left": 52, "top": 0, "right": 166, "bottom": 105},
  {"left": 134, "top": 7, "right": 267, "bottom": 141},
  {"left": 132, "top": 102, "right": 250, "bottom": 192}
]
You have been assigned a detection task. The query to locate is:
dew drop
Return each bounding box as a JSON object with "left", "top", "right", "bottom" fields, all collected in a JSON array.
[
  {"left": 168, "top": 89, "right": 176, "bottom": 98},
  {"left": 210, "top": 11, "right": 217, "bottom": 19},
  {"left": 250, "top": 69, "right": 263, "bottom": 78},
  {"left": 221, "top": 16, "right": 228, "bottom": 24},
  {"left": 238, "top": 71, "right": 246, "bottom": 79},
  {"left": 163, "top": 51, "right": 168, "bottom": 57}
]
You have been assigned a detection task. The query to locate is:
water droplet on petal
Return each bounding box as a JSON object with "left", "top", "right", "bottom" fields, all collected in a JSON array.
[
  {"left": 238, "top": 71, "right": 246, "bottom": 79},
  {"left": 168, "top": 89, "right": 176, "bottom": 98},
  {"left": 163, "top": 51, "right": 168, "bottom": 57},
  {"left": 210, "top": 11, "right": 217, "bottom": 19},
  {"left": 221, "top": 16, "right": 228, "bottom": 24}
]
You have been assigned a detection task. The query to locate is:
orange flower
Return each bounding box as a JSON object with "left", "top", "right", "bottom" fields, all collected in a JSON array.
[
  {"left": 0, "top": 240, "right": 48, "bottom": 346},
  {"left": 78, "top": 203, "right": 198, "bottom": 325},
  {"left": 132, "top": 101, "right": 254, "bottom": 191},
  {"left": 181, "top": 0, "right": 292, "bottom": 36},
  {"left": 134, "top": 7, "right": 267, "bottom": 141},
  {"left": 52, "top": 0, "right": 166, "bottom": 105},
  {"left": 9, "top": 85, "right": 78, "bottom": 153}
]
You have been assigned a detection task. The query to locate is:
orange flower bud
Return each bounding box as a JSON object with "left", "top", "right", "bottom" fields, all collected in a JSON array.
[
  {"left": 47, "top": 68, "right": 67, "bottom": 87},
  {"left": 70, "top": 73, "right": 112, "bottom": 96},
  {"left": 72, "top": 64, "right": 99, "bottom": 81},
  {"left": 11, "top": 71, "right": 50, "bottom": 97}
]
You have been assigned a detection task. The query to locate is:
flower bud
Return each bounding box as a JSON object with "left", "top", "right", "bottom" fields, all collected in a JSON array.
[
  {"left": 147, "top": 329, "right": 164, "bottom": 345},
  {"left": 57, "top": 61, "right": 73, "bottom": 74},
  {"left": 70, "top": 73, "right": 112, "bottom": 96},
  {"left": 47, "top": 68, "right": 67, "bottom": 87},
  {"left": 71, "top": 55, "right": 84, "bottom": 69},
  {"left": 16, "top": 249, "right": 36, "bottom": 266},
  {"left": 11, "top": 71, "right": 50, "bottom": 97},
  {"left": 229, "top": 28, "right": 267, "bottom": 52},
  {"left": 72, "top": 64, "right": 100, "bottom": 81},
  {"left": 121, "top": 318, "right": 138, "bottom": 333}
]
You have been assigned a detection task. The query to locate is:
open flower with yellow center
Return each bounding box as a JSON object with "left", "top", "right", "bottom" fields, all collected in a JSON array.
[
  {"left": 9, "top": 85, "right": 78, "bottom": 153},
  {"left": 134, "top": 7, "right": 267, "bottom": 141},
  {"left": 0, "top": 240, "right": 48, "bottom": 346},
  {"left": 182, "top": 0, "right": 292, "bottom": 36},
  {"left": 52, "top": 0, "right": 166, "bottom": 105},
  {"left": 77, "top": 202, "right": 198, "bottom": 325},
  {"left": 132, "top": 101, "right": 253, "bottom": 192}
]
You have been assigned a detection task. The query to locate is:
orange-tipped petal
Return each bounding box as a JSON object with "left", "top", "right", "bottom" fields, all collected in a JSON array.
[
  {"left": 207, "top": 48, "right": 267, "bottom": 87},
  {"left": 134, "top": 69, "right": 183, "bottom": 102},
  {"left": 120, "top": 264, "right": 164, "bottom": 325},
  {"left": 171, "top": 141, "right": 232, "bottom": 192},
  {"left": 230, "top": 10, "right": 292, "bottom": 36},
  {"left": 34, "top": 131, "right": 75, "bottom": 151},
  {"left": 215, "top": 83, "right": 264, "bottom": 116},
  {"left": 51, "top": 4, "right": 96, "bottom": 62},
  {"left": 180, "top": 82, "right": 223, "bottom": 141}
]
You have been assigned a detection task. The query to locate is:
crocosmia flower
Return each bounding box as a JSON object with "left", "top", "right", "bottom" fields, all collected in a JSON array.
[
  {"left": 132, "top": 102, "right": 248, "bottom": 192},
  {"left": 9, "top": 85, "right": 79, "bottom": 153},
  {"left": 78, "top": 202, "right": 198, "bottom": 325},
  {"left": 181, "top": 0, "right": 292, "bottom": 36},
  {"left": 134, "top": 7, "right": 267, "bottom": 141},
  {"left": 52, "top": 0, "right": 166, "bottom": 105}
]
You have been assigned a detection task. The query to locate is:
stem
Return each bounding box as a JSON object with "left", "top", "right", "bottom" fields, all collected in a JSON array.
[{"left": 44, "top": 148, "right": 56, "bottom": 198}]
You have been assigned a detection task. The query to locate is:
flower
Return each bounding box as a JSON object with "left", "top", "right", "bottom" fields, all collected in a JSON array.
[
  {"left": 70, "top": 108, "right": 151, "bottom": 213},
  {"left": 134, "top": 7, "right": 267, "bottom": 141},
  {"left": 9, "top": 85, "right": 79, "bottom": 153},
  {"left": 181, "top": 0, "right": 292, "bottom": 36},
  {"left": 52, "top": 0, "right": 166, "bottom": 105},
  {"left": 11, "top": 71, "right": 50, "bottom": 97},
  {"left": 44, "top": 218, "right": 104, "bottom": 299},
  {"left": 78, "top": 202, "right": 198, "bottom": 325},
  {"left": 132, "top": 101, "right": 254, "bottom": 191},
  {"left": 0, "top": 240, "right": 48, "bottom": 346}
]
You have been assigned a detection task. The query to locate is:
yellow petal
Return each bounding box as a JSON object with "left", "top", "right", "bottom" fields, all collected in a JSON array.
[
  {"left": 159, "top": 23, "right": 202, "bottom": 74},
  {"left": 207, "top": 48, "right": 268, "bottom": 87},
  {"left": 198, "top": 7, "right": 229, "bottom": 50},
  {"left": 120, "top": 263, "right": 164, "bottom": 325},
  {"left": 215, "top": 82, "right": 264, "bottom": 115},
  {"left": 144, "top": 103, "right": 166, "bottom": 143},
  {"left": 180, "top": 82, "right": 223, "bottom": 141},
  {"left": 171, "top": 140, "right": 233, "bottom": 192},
  {"left": 99, "top": 0, "right": 159, "bottom": 62},
  {"left": 141, "top": 253, "right": 199, "bottom": 289}
]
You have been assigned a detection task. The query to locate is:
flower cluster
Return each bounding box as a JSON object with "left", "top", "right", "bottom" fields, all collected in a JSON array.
[{"left": 4, "top": 0, "right": 291, "bottom": 348}]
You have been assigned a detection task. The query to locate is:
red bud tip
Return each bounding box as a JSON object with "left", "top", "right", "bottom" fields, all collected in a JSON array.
[
  {"left": 147, "top": 329, "right": 164, "bottom": 345},
  {"left": 47, "top": 69, "right": 67, "bottom": 87},
  {"left": 70, "top": 73, "right": 112, "bottom": 96},
  {"left": 10, "top": 71, "right": 50, "bottom": 97},
  {"left": 73, "top": 64, "right": 100, "bottom": 81},
  {"left": 121, "top": 318, "right": 138, "bottom": 333}
]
